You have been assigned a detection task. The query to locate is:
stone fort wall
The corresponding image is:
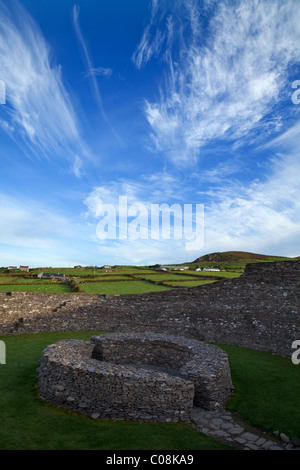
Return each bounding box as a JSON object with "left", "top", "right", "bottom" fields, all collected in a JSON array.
[
  {"left": 37, "top": 333, "right": 234, "bottom": 421},
  {"left": 0, "top": 260, "right": 299, "bottom": 357}
]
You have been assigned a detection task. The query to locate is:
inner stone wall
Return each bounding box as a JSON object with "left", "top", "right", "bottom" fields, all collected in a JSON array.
[
  {"left": 91, "top": 333, "right": 193, "bottom": 369},
  {"left": 0, "top": 260, "right": 299, "bottom": 358},
  {"left": 38, "top": 336, "right": 195, "bottom": 422}
]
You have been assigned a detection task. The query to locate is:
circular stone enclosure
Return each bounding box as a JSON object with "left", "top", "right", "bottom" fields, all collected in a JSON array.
[{"left": 38, "top": 332, "right": 234, "bottom": 422}]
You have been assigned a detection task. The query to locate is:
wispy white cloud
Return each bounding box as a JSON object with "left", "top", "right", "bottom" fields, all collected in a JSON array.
[
  {"left": 72, "top": 4, "right": 121, "bottom": 142},
  {"left": 0, "top": 0, "right": 88, "bottom": 175},
  {"left": 133, "top": 0, "right": 300, "bottom": 166},
  {"left": 93, "top": 238, "right": 191, "bottom": 266},
  {"left": 131, "top": 0, "right": 165, "bottom": 69},
  {"left": 84, "top": 124, "right": 300, "bottom": 262},
  {"left": 83, "top": 67, "right": 112, "bottom": 79},
  {"left": 0, "top": 193, "right": 76, "bottom": 249},
  {"left": 0, "top": 191, "right": 98, "bottom": 267},
  {"left": 202, "top": 148, "right": 300, "bottom": 257},
  {"left": 84, "top": 174, "right": 191, "bottom": 218},
  {"left": 83, "top": 173, "right": 205, "bottom": 262},
  {"left": 72, "top": 155, "right": 83, "bottom": 178}
]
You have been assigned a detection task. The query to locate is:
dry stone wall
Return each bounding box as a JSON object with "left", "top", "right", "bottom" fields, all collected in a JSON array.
[
  {"left": 37, "top": 332, "right": 234, "bottom": 421},
  {"left": 0, "top": 260, "right": 299, "bottom": 357},
  {"left": 91, "top": 332, "right": 234, "bottom": 410},
  {"left": 38, "top": 336, "right": 194, "bottom": 422}
]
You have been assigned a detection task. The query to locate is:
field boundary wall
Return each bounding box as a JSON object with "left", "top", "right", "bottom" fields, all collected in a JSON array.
[{"left": 0, "top": 260, "right": 299, "bottom": 357}]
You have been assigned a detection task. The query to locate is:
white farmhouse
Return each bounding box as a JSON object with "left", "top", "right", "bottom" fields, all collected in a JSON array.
[{"left": 203, "top": 267, "right": 220, "bottom": 272}]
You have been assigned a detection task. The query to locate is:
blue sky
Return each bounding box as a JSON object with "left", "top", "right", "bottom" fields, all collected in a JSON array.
[{"left": 0, "top": 0, "right": 300, "bottom": 267}]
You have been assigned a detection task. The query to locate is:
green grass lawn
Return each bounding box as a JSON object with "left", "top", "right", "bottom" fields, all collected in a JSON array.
[
  {"left": 0, "top": 276, "right": 20, "bottom": 283},
  {"left": 80, "top": 280, "right": 173, "bottom": 295},
  {"left": 76, "top": 273, "right": 141, "bottom": 279},
  {"left": 137, "top": 274, "right": 197, "bottom": 280},
  {"left": 0, "top": 284, "right": 73, "bottom": 293},
  {"left": 0, "top": 267, "right": 221, "bottom": 294},
  {"left": 189, "top": 271, "right": 241, "bottom": 278},
  {"left": 0, "top": 331, "right": 231, "bottom": 450},
  {"left": 219, "top": 343, "right": 300, "bottom": 438}
]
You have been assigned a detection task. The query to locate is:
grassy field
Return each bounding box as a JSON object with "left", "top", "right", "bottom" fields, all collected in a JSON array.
[
  {"left": 0, "top": 251, "right": 297, "bottom": 294},
  {"left": 0, "top": 266, "right": 233, "bottom": 294},
  {"left": 166, "top": 280, "right": 217, "bottom": 288},
  {"left": 219, "top": 343, "right": 300, "bottom": 438},
  {"left": 0, "top": 284, "right": 73, "bottom": 293},
  {"left": 80, "top": 280, "right": 173, "bottom": 295},
  {"left": 0, "top": 330, "right": 299, "bottom": 450}
]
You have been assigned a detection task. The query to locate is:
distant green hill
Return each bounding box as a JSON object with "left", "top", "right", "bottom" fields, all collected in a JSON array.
[
  {"left": 194, "top": 251, "right": 294, "bottom": 263},
  {"left": 191, "top": 251, "right": 299, "bottom": 272}
]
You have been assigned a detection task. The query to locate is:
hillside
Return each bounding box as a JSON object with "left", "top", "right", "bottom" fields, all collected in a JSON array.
[
  {"left": 194, "top": 251, "right": 288, "bottom": 263},
  {"left": 192, "top": 251, "right": 298, "bottom": 271}
]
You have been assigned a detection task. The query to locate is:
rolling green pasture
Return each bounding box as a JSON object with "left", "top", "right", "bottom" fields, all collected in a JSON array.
[
  {"left": 136, "top": 273, "right": 204, "bottom": 281},
  {"left": 189, "top": 270, "right": 239, "bottom": 278},
  {"left": 0, "top": 284, "right": 73, "bottom": 293},
  {"left": 80, "top": 280, "right": 173, "bottom": 295},
  {"left": 0, "top": 265, "right": 232, "bottom": 294},
  {"left": 3, "top": 251, "right": 295, "bottom": 294},
  {"left": 166, "top": 280, "right": 217, "bottom": 288}
]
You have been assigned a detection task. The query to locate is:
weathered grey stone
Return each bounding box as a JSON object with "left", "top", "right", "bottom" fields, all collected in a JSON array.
[
  {"left": 0, "top": 260, "right": 299, "bottom": 358},
  {"left": 245, "top": 443, "right": 259, "bottom": 450},
  {"left": 241, "top": 432, "right": 260, "bottom": 442},
  {"left": 262, "top": 440, "right": 277, "bottom": 449},
  {"left": 211, "top": 418, "right": 223, "bottom": 426},
  {"left": 228, "top": 426, "right": 244, "bottom": 435},
  {"left": 52, "top": 384, "right": 65, "bottom": 391},
  {"left": 255, "top": 438, "right": 266, "bottom": 446},
  {"left": 38, "top": 333, "right": 233, "bottom": 422},
  {"left": 214, "top": 430, "right": 229, "bottom": 438},
  {"left": 191, "top": 407, "right": 295, "bottom": 451},
  {"left": 235, "top": 437, "right": 246, "bottom": 445},
  {"left": 91, "top": 332, "right": 234, "bottom": 411},
  {"left": 280, "top": 433, "right": 290, "bottom": 443}
]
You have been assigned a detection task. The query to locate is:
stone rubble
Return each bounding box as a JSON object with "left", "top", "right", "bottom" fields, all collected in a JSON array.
[{"left": 191, "top": 407, "right": 300, "bottom": 451}]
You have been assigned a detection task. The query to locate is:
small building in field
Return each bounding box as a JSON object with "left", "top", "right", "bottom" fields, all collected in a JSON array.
[
  {"left": 203, "top": 267, "right": 220, "bottom": 272},
  {"left": 19, "top": 266, "right": 29, "bottom": 272},
  {"left": 157, "top": 266, "right": 168, "bottom": 271}
]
